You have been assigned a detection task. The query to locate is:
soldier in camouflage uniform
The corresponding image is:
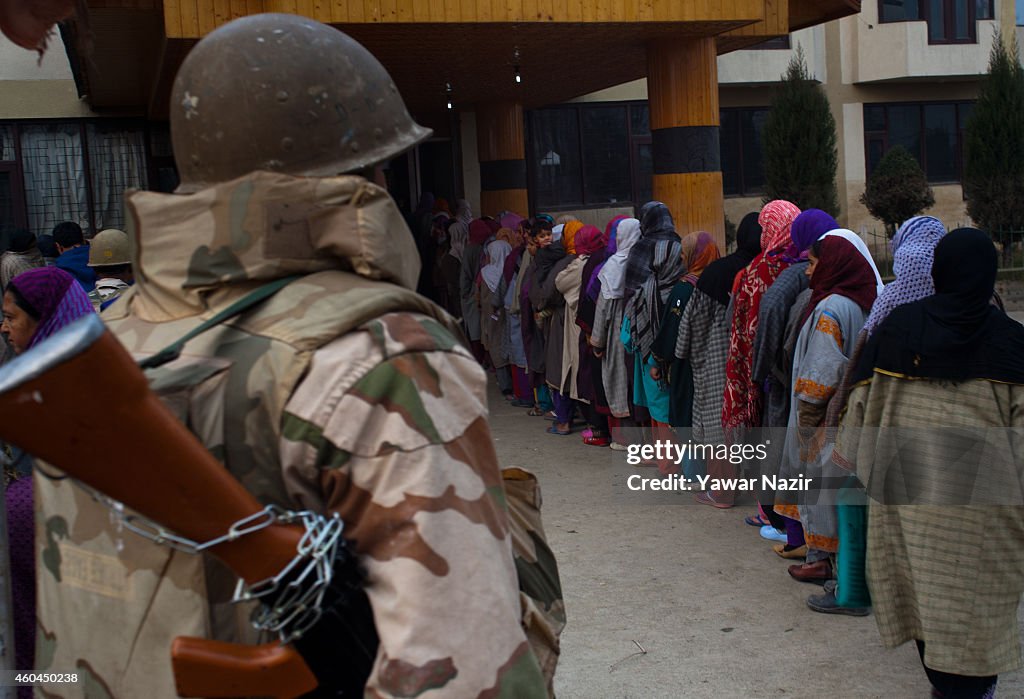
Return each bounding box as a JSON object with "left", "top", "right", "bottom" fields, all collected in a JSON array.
[
  {"left": 85, "top": 228, "right": 133, "bottom": 312},
  {"left": 34, "top": 14, "right": 561, "bottom": 698}
]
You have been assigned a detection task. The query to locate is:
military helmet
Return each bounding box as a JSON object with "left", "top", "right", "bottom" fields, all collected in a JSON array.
[
  {"left": 170, "top": 13, "right": 432, "bottom": 193},
  {"left": 87, "top": 229, "right": 131, "bottom": 267}
]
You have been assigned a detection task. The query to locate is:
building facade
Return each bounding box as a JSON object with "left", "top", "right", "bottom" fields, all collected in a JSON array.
[{"left": 478, "top": 0, "right": 1023, "bottom": 240}]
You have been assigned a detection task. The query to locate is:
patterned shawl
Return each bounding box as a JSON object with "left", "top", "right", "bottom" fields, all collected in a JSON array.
[
  {"left": 626, "top": 237, "right": 684, "bottom": 360},
  {"left": 722, "top": 199, "right": 800, "bottom": 435},
  {"left": 496, "top": 226, "right": 522, "bottom": 249},
  {"left": 863, "top": 215, "right": 945, "bottom": 336},
  {"left": 8, "top": 267, "right": 94, "bottom": 350},
  {"left": 624, "top": 201, "right": 678, "bottom": 298},
  {"left": 598, "top": 218, "right": 641, "bottom": 300},
  {"left": 681, "top": 231, "right": 720, "bottom": 285}
]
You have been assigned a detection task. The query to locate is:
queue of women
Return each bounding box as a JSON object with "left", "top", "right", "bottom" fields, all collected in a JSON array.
[{"left": 416, "top": 195, "right": 1024, "bottom": 699}]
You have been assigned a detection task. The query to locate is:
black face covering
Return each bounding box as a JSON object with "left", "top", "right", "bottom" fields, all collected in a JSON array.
[
  {"left": 854, "top": 227, "right": 1024, "bottom": 385},
  {"left": 695, "top": 211, "right": 763, "bottom": 307}
]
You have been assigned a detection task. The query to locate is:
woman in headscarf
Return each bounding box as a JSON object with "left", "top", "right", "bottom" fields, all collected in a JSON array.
[
  {"left": 577, "top": 216, "right": 627, "bottom": 445},
  {"left": 530, "top": 222, "right": 576, "bottom": 428},
  {"left": 564, "top": 224, "right": 609, "bottom": 444},
  {"left": 774, "top": 235, "right": 878, "bottom": 587},
  {"left": 441, "top": 220, "right": 468, "bottom": 319},
  {"left": 410, "top": 191, "right": 437, "bottom": 300},
  {"left": 1, "top": 267, "right": 94, "bottom": 689},
  {"left": 622, "top": 213, "right": 684, "bottom": 471},
  {"left": 520, "top": 219, "right": 556, "bottom": 415},
  {"left": 480, "top": 238, "right": 515, "bottom": 396},
  {"left": 675, "top": 212, "right": 762, "bottom": 506},
  {"left": 499, "top": 224, "right": 533, "bottom": 407},
  {"left": 591, "top": 218, "right": 643, "bottom": 435},
  {"left": 624, "top": 201, "right": 680, "bottom": 299},
  {"left": 545, "top": 221, "right": 589, "bottom": 435},
  {"left": 833, "top": 228, "right": 1024, "bottom": 699},
  {"left": 806, "top": 216, "right": 947, "bottom": 614},
  {"left": 722, "top": 200, "right": 802, "bottom": 446},
  {"left": 749, "top": 208, "right": 837, "bottom": 538},
  {"left": 455, "top": 199, "right": 473, "bottom": 226},
  {"left": 0, "top": 229, "right": 45, "bottom": 291},
  {"left": 461, "top": 218, "right": 493, "bottom": 364},
  {"left": 651, "top": 232, "right": 720, "bottom": 474}
]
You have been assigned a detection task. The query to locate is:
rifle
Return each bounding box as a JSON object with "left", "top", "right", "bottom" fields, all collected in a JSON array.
[{"left": 0, "top": 314, "right": 377, "bottom": 698}]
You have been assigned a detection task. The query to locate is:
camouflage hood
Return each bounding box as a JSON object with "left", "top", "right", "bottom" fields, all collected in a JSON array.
[{"left": 124, "top": 170, "right": 421, "bottom": 320}]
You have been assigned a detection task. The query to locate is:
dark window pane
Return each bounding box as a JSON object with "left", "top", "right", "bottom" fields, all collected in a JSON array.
[
  {"left": 929, "top": 0, "right": 946, "bottom": 40},
  {"left": 529, "top": 108, "right": 583, "bottom": 208},
  {"left": 867, "top": 137, "right": 886, "bottom": 177},
  {"left": 881, "top": 0, "right": 920, "bottom": 21},
  {"left": 924, "top": 103, "right": 957, "bottom": 181},
  {"left": 864, "top": 104, "right": 886, "bottom": 132},
  {"left": 888, "top": 104, "right": 922, "bottom": 163},
  {"left": 977, "top": 0, "right": 993, "bottom": 20},
  {"left": 0, "top": 171, "right": 15, "bottom": 240},
  {"left": 630, "top": 104, "right": 650, "bottom": 136},
  {"left": 741, "top": 109, "right": 769, "bottom": 194},
  {"left": 1018, "top": 0, "right": 1024, "bottom": 25},
  {"left": 635, "top": 142, "right": 653, "bottom": 205},
  {"left": 954, "top": 0, "right": 970, "bottom": 39},
  {"left": 720, "top": 110, "right": 740, "bottom": 196},
  {"left": 958, "top": 101, "right": 974, "bottom": 125},
  {"left": 581, "top": 106, "right": 630, "bottom": 204}
]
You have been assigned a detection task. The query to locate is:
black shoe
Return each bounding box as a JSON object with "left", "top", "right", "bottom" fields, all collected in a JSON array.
[{"left": 807, "top": 582, "right": 870, "bottom": 616}]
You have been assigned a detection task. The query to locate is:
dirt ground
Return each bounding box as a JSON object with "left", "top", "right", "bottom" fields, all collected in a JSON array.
[{"left": 486, "top": 380, "right": 1024, "bottom": 699}]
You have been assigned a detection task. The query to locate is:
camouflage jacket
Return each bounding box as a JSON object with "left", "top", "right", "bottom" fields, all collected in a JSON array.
[{"left": 34, "top": 171, "right": 550, "bottom": 698}]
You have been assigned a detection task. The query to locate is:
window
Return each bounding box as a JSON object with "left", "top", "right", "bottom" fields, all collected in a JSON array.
[
  {"left": 721, "top": 107, "right": 770, "bottom": 197},
  {"left": 863, "top": 101, "right": 974, "bottom": 183},
  {"left": 1017, "top": 0, "right": 1024, "bottom": 25},
  {"left": 527, "top": 103, "right": 647, "bottom": 209},
  {"left": 879, "top": 0, "right": 921, "bottom": 22},
  {"left": 878, "top": 0, "right": 989, "bottom": 42},
  {"left": 1, "top": 120, "right": 161, "bottom": 237}
]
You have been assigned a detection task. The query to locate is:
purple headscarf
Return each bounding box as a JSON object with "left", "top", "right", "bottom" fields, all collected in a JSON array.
[
  {"left": 586, "top": 216, "right": 628, "bottom": 300},
  {"left": 862, "top": 215, "right": 946, "bottom": 336},
  {"left": 787, "top": 208, "right": 839, "bottom": 261},
  {"left": 8, "top": 267, "right": 94, "bottom": 350}
]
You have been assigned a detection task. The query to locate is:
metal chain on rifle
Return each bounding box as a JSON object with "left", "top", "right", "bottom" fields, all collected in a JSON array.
[{"left": 67, "top": 478, "right": 344, "bottom": 645}]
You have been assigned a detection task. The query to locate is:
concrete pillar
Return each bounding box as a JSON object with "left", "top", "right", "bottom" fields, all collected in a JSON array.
[
  {"left": 476, "top": 100, "right": 529, "bottom": 217},
  {"left": 647, "top": 37, "right": 726, "bottom": 248}
]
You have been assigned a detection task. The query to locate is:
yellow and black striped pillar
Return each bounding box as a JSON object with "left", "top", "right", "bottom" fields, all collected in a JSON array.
[
  {"left": 647, "top": 37, "right": 726, "bottom": 249},
  {"left": 476, "top": 100, "right": 529, "bottom": 218}
]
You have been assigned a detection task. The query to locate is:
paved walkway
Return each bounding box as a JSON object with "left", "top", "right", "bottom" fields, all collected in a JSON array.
[{"left": 486, "top": 385, "right": 1024, "bottom": 698}]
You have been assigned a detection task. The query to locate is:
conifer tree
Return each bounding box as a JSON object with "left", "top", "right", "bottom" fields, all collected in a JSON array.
[
  {"left": 964, "top": 33, "right": 1024, "bottom": 262},
  {"left": 860, "top": 145, "right": 934, "bottom": 238},
  {"left": 762, "top": 47, "right": 840, "bottom": 216}
]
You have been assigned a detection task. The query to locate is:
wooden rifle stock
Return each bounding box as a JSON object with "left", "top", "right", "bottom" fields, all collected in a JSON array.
[{"left": 0, "top": 315, "right": 319, "bottom": 698}]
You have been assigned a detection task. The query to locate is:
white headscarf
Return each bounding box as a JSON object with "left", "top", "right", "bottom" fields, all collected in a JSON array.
[
  {"left": 448, "top": 221, "right": 468, "bottom": 261},
  {"left": 597, "top": 218, "right": 642, "bottom": 300},
  {"left": 481, "top": 240, "right": 512, "bottom": 292},
  {"left": 455, "top": 199, "right": 473, "bottom": 225},
  {"left": 551, "top": 224, "right": 564, "bottom": 242},
  {"left": 822, "top": 229, "right": 885, "bottom": 295}
]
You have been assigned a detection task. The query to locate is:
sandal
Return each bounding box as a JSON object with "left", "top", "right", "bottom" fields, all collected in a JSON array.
[
  {"left": 546, "top": 425, "right": 571, "bottom": 436},
  {"left": 745, "top": 514, "right": 771, "bottom": 527},
  {"left": 582, "top": 435, "right": 610, "bottom": 447},
  {"left": 527, "top": 407, "right": 545, "bottom": 417},
  {"left": 694, "top": 491, "right": 734, "bottom": 509}
]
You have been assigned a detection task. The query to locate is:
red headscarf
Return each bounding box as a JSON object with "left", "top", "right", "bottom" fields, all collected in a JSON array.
[
  {"left": 573, "top": 225, "right": 607, "bottom": 256},
  {"left": 468, "top": 219, "right": 492, "bottom": 246},
  {"left": 800, "top": 236, "right": 879, "bottom": 327}
]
